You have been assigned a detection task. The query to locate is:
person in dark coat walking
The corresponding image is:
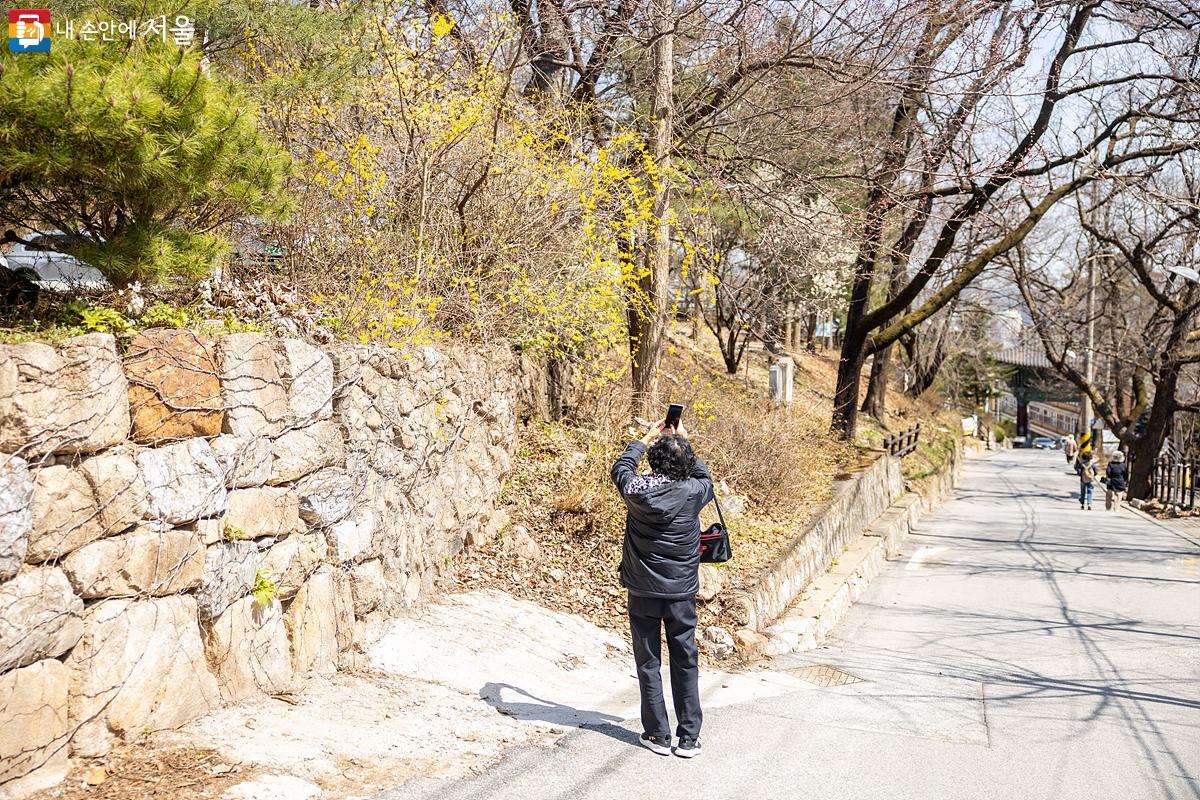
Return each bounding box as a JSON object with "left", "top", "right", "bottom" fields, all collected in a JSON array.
[
  {"left": 1104, "top": 450, "right": 1129, "bottom": 510},
  {"left": 611, "top": 419, "right": 713, "bottom": 759}
]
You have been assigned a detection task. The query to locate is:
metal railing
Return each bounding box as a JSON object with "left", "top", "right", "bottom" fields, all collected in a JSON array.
[
  {"left": 883, "top": 424, "right": 921, "bottom": 458},
  {"left": 1150, "top": 458, "right": 1197, "bottom": 509}
]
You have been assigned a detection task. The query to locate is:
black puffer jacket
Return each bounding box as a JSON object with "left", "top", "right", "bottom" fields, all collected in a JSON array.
[
  {"left": 1106, "top": 461, "right": 1129, "bottom": 492},
  {"left": 611, "top": 441, "right": 714, "bottom": 599}
]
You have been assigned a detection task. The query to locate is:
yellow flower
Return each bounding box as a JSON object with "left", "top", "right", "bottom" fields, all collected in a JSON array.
[{"left": 431, "top": 14, "right": 455, "bottom": 38}]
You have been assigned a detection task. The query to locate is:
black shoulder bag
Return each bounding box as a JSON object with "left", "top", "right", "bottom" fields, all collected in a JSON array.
[{"left": 699, "top": 494, "right": 732, "bottom": 563}]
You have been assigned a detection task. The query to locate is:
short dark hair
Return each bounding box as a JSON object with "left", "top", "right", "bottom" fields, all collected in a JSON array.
[{"left": 647, "top": 434, "right": 696, "bottom": 481}]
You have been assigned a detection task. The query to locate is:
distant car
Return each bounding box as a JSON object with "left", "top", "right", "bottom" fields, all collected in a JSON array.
[
  {"left": 2, "top": 231, "right": 109, "bottom": 292},
  {"left": 1032, "top": 436, "right": 1057, "bottom": 449},
  {"left": 232, "top": 234, "right": 284, "bottom": 269}
]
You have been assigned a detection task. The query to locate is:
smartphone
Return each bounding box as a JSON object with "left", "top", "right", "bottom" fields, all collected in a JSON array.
[{"left": 665, "top": 403, "right": 684, "bottom": 431}]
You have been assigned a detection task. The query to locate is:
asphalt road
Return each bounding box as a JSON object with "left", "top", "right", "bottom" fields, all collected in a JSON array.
[{"left": 378, "top": 449, "right": 1200, "bottom": 800}]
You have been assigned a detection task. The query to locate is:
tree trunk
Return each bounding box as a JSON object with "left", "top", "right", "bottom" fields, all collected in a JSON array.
[
  {"left": 862, "top": 252, "right": 907, "bottom": 421},
  {"left": 861, "top": 342, "right": 893, "bottom": 421},
  {"left": 908, "top": 345, "right": 946, "bottom": 397},
  {"left": 628, "top": 0, "right": 673, "bottom": 416},
  {"left": 833, "top": 248, "right": 875, "bottom": 440},
  {"left": 546, "top": 355, "right": 573, "bottom": 420},
  {"left": 1114, "top": 359, "right": 1127, "bottom": 420},
  {"left": 1128, "top": 365, "right": 1180, "bottom": 499},
  {"left": 832, "top": 206, "right": 881, "bottom": 440},
  {"left": 805, "top": 312, "right": 817, "bottom": 351},
  {"left": 832, "top": 331, "right": 868, "bottom": 439},
  {"left": 627, "top": 286, "right": 667, "bottom": 414},
  {"left": 522, "top": 0, "right": 571, "bottom": 103},
  {"left": 721, "top": 341, "right": 739, "bottom": 374}
]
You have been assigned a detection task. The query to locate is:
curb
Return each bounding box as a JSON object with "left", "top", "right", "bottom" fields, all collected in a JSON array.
[
  {"left": 762, "top": 490, "right": 922, "bottom": 656},
  {"left": 726, "top": 455, "right": 904, "bottom": 632},
  {"left": 1124, "top": 502, "right": 1200, "bottom": 548},
  {"left": 760, "top": 438, "right": 978, "bottom": 657}
]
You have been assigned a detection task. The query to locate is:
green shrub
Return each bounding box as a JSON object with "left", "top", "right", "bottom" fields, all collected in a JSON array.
[
  {"left": 251, "top": 571, "right": 278, "bottom": 606},
  {"left": 220, "top": 312, "right": 264, "bottom": 334},
  {"left": 66, "top": 302, "right": 132, "bottom": 334},
  {"left": 222, "top": 523, "right": 252, "bottom": 541},
  {"left": 138, "top": 302, "right": 192, "bottom": 329}
]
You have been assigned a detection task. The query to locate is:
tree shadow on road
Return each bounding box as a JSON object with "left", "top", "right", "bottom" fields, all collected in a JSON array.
[
  {"left": 479, "top": 682, "right": 640, "bottom": 748},
  {"left": 918, "top": 458, "right": 1200, "bottom": 796}
]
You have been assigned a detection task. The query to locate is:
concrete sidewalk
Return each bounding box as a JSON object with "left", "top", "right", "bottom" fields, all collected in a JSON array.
[{"left": 376, "top": 449, "right": 1200, "bottom": 800}]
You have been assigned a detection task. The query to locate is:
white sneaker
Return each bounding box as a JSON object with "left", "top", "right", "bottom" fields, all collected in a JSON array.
[
  {"left": 639, "top": 733, "right": 671, "bottom": 756},
  {"left": 674, "top": 737, "right": 702, "bottom": 758}
]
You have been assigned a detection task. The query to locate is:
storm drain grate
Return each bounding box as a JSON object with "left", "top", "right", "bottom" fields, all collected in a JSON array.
[{"left": 787, "top": 664, "right": 865, "bottom": 687}]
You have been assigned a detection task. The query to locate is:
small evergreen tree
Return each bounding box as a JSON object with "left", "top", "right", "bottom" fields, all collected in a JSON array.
[{"left": 0, "top": 34, "right": 289, "bottom": 287}]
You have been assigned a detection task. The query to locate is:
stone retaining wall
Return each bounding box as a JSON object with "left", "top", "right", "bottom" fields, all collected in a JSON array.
[
  {"left": 727, "top": 454, "right": 904, "bottom": 632},
  {"left": 759, "top": 439, "right": 974, "bottom": 657},
  {"left": 0, "top": 331, "right": 521, "bottom": 795},
  {"left": 728, "top": 436, "right": 980, "bottom": 644}
]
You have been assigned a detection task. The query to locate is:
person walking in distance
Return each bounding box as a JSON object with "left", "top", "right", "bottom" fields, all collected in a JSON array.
[
  {"left": 1063, "top": 434, "right": 1078, "bottom": 465},
  {"left": 611, "top": 419, "right": 713, "bottom": 759},
  {"left": 1076, "top": 451, "right": 1097, "bottom": 510},
  {"left": 1104, "top": 451, "right": 1129, "bottom": 510}
]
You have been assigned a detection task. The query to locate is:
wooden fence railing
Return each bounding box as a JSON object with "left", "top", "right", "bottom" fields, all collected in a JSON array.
[
  {"left": 1150, "top": 457, "right": 1198, "bottom": 509},
  {"left": 883, "top": 424, "right": 921, "bottom": 458}
]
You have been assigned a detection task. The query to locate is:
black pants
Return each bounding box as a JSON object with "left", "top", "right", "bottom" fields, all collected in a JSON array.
[{"left": 628, "top": 594, "right": 702, "bottom": 740}]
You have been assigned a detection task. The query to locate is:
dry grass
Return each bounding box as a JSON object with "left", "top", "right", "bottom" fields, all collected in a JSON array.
[
  {"left": 447, "top": 421, "right": 630, "bottom": 632},
  {"left": 27, "top": 744, "right": 250, "bottom": 800}
]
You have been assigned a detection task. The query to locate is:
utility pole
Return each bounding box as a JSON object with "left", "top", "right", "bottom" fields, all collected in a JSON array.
[{"left": 1080, "top": 253, "right": 1098, "bottom": 455}]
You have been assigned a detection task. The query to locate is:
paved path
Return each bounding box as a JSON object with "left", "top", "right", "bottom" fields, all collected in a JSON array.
[{"left": 378, "top": 449, "right": 1200, "bottom": 800}]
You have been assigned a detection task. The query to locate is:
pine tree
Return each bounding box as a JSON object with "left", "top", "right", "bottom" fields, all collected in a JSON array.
[{"left": 0, "top": 34, "right": 289, "bottom": 287}]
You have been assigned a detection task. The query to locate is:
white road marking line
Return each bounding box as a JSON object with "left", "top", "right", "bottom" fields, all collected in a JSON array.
[{"left": 905, "top": 545, "right": 947, "bottom": 571}]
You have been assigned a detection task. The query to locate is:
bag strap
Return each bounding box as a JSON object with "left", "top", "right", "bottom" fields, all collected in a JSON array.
[{"left": 709, "top": 490, "right": 728, "bottom": 529}]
